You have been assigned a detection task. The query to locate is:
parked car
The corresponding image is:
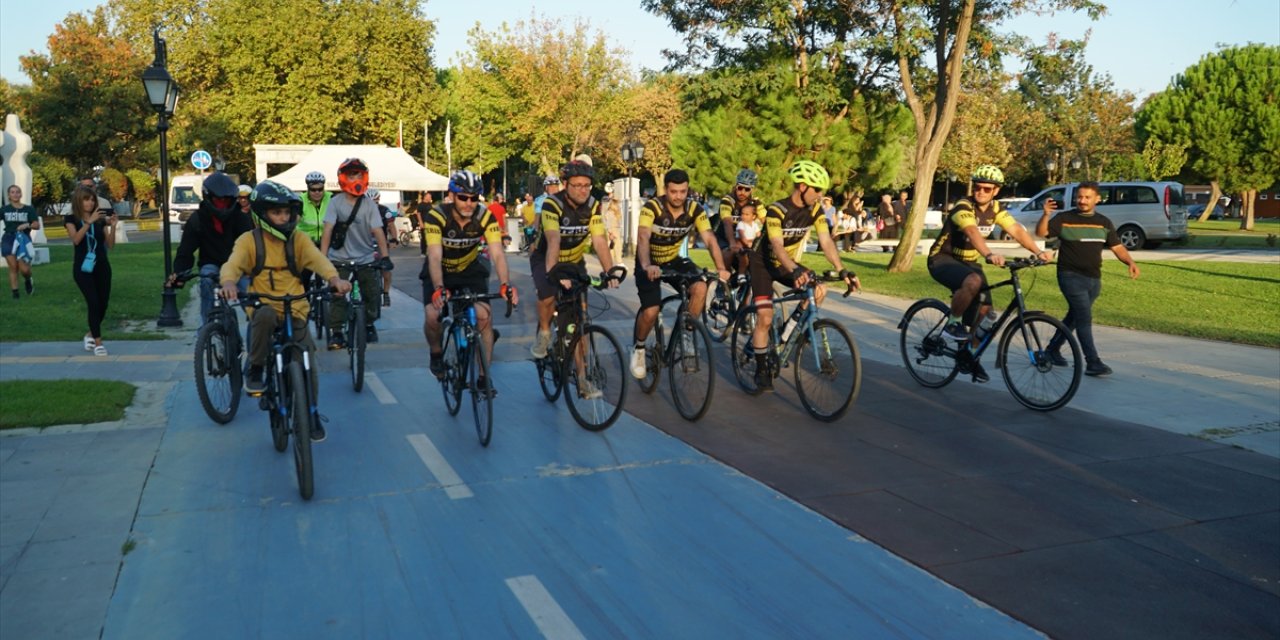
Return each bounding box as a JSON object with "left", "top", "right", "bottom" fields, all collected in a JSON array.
[
  {"left": 1186, "top": 203, "right": 1224, "bottom": 220},
  {"left": 1000, "top": 181, "right": 1189, "bottom": 250}
]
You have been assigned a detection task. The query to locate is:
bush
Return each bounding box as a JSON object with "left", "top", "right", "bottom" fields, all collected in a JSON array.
[
  {"left": 126, "top": 168, "right": 156, "bottom": 212},
  {"left": 100, "top": 167, "right": 129, "bottom": 201}
]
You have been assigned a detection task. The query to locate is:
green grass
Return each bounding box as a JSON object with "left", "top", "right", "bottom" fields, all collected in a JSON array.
[
  {"left": 0, "top": 243, "right": 191, "bottom": 342},
  {"left": 0, "top": 380, "right": 136, "bottom": 429},
  {"left": 689, "top": 249, "right": 1280, "bottom": 348},
  {"left": 1181, "top": 219, "right": 1280, "bottom": 249}
]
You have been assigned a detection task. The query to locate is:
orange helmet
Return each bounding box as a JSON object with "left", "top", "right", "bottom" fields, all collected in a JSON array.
[{"left": 337, "top": 157, "right": 369, "bottom": 196}]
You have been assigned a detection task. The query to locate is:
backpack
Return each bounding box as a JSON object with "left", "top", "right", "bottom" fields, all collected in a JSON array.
[{"left": 250, "top": 227, "right": 301, "bottom": 279}]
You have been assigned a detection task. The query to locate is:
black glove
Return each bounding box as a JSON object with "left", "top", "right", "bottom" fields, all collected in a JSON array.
[{"left": 378, "top": 256, "right": 395, "bottom": 271}]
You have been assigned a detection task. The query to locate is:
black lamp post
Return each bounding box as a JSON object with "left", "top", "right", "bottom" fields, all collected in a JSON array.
[
  {"left": 142, "top": 29, "right": 182, "bottom": 327},
  {"left": 619, "top": 140, "right": 645, "bottom": 257}
]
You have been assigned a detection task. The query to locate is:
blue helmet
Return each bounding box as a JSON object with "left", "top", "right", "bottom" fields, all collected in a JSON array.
[
  {"left": 448, "top": 170, "right": 483, "bottom": 196},
  {"left": 735, "top": 168, "right": 758, "bottom": 187}
]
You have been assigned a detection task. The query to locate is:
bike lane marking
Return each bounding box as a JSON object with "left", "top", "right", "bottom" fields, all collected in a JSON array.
[
  {"left": 505, "top": 575, "right": 587, "bottom": 640},
  {"left": 365, "top": 372, "right": 398, "bottom": 404},
  {"left": 406, "top": 433, "right": 473, "bottom": 499}
]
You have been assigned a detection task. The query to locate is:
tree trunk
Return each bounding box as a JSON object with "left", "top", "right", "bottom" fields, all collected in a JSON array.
[
  {"left": 1199, "top": 180, "right": 1221, "bottom": 222},
  {"left": 1240, "top": 189, "right": 1256, "bottom": 230}
]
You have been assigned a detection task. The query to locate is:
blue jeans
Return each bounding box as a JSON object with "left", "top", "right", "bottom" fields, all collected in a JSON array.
[
  {"left": 198, "top": 264, "right": 248, "bottom": 325},
  {"left": 1052, "top": 270, "right": 1102, "bottom": 362}
]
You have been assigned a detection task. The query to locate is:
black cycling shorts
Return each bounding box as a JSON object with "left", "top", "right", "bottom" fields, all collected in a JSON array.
[
  {"left": 635, "top": 256, "right": 701, "bottom": 309},
  {"left": 927, "top": 253, "right": 992, "bottom": 312},
  {"left": 421, "top": 260, "right": 489, "bottom": 300}
]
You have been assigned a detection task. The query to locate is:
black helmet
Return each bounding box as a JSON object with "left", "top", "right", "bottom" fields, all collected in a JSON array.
[
  {"left": 201, "top": 172, "right": 240, "bottom": 220},
  {"left": 560, "top": 160, "right": 594, "bottom": 182},
  {"left": 249, "top": 180, "right": 302, "bottom": 241}
]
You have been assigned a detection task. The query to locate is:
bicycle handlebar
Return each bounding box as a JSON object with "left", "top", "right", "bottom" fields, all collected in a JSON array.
[
  {"left": 444, "top": 289, "right": 516, "bottom": 318},
  {"left": 997, "top": 256, "right": 1050, "bottom": 270}
]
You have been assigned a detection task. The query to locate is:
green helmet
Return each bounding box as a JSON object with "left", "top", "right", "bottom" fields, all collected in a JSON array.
[
  {"left": 250, "top": 180, "right": 302, "bottom": 241},
  {"left": 788, "top": 160, "right": 831, "bottom": 191},
  {"left": 971, "top": 164, "right": 1005, "bottom": 186}
]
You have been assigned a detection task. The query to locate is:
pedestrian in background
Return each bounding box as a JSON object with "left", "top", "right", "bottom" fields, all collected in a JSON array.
[
  {"left": 602, "top": 182, "right": 623, "bottom": 264},
  {"left": 875, "top": 193, "right": 895, "bottom": 250},
  {"left": 64, "top": 184, "right": 116, "bottom": 356},
  {"left": 2, "top": 184, "right": 41, "bottom": 298}
]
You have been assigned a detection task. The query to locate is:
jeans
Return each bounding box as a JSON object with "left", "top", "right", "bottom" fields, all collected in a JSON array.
[{"left": 1053, "top": 270, "right": 1102, "bottom": 362}]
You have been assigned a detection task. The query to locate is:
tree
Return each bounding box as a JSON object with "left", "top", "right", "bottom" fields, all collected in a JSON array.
[
  {"left": 1138, "top": 44, "right": 1280, "bottom": 228},
  {"left": 1140, "top": 138, "right": 1188, "bottom": 181},
  {"left": 937, "top": 89, "right": 1013, "bottom": 196},
  {"left": 125, "top": 168, "right": 156, "bottom": 213},
  {"left": 28, "top": 153, "right": 77, "bottom": 212}
]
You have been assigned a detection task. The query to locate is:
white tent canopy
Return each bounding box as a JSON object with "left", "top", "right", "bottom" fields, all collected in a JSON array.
[{"left": 268, "top": 145, "right": 449, "bottom": 192}]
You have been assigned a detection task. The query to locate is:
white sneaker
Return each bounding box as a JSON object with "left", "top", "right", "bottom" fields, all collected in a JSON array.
[
  {"left": 531, "top": 329, "right": 553, "bottom": 358},
  {"left": 630, "top": 347, "right": 647, "bottom": 379},
  {"left": 579, "top": 379, "right": 604, "bottom": 400}
]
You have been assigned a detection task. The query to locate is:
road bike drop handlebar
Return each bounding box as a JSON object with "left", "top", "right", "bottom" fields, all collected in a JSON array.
[{"left": 442, "top": 289, "right": 517, "bottom": 319}]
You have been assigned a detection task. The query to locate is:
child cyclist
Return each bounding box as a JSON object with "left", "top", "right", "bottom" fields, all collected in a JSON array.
[{"left": 219, "top": 181, "right": 351, "bottom": 442}]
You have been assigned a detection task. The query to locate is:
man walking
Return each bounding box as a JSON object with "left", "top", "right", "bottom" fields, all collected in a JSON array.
[{"left": 1037, "top": 181, "right": 1139, "bottom": 377}]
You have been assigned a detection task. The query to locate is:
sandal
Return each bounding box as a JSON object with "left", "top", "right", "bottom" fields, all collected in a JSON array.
[
  {"left": 84, "top": 335, "right": 95, "bottom": 351},
  {"left": 93, "top": 344, "right": 108, "bottom": 357}
]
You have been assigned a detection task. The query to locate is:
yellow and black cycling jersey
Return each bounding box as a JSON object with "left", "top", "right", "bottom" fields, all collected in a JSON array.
[
  {"left": 718, "top": 194, "right": 763, "bottom": 229},
  {"left": 761, "top": 198, "right": 828, "bottom": 269},
  {"left": 639, "top": 196, "right": 712, "bottom": 265},
  {"left": 423, "top": 203, "right": 502, "bottom": 274},
  {"left": 928, "top": 197, "right": 1018, "bottom": 263},
  {"left": 535, "top": 192, "right": 605, "bottom": 265}
]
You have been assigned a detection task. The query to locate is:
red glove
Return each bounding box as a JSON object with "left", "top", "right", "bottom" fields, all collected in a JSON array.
[
  {"left": 500, "top": 283, "right": 516, "bottom": 300},
  {"left": 431, "top": 286, "right": 448, "bottom": 306}
]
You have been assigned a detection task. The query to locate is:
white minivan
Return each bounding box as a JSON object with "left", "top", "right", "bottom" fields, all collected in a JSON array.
[
  {"left": 1000, "top": 181, "right": 1189, "bottom": 250},
  {"left": 168, "top": 174, "right": 204, "bottom": 225}
]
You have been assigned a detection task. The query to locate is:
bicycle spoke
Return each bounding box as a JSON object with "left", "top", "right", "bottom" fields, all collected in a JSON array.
[
  {"left": 899, "top": 299, "right": 960, "bottom": 388},
  {"left": 999, "top": 315, "right": 1082, "bottom": 411},
  {"left": 794, "top": 319, "right": 860, "bottom": 422},
  {"left": 565, "top": 326, "right": 627, "bottom": 431}
]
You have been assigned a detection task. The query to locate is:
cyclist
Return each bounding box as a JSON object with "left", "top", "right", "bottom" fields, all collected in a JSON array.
[
  {"left": 298, "top": 171, "right": 330, "bottom": 246},
  {"left": 219, "top": 181, "right": 351, "bottom": 440},
  {"left": 423, "top": 170, "right": 518, "bottom": 391},
  {"left": 320, "top": 158, "right": 392, "bottom": 349},
  {"left": 749, "top": 160, "right": 860, "bottom": 391},
  {"left": 529, "top": 161, "right": 618, "bottom": 360},
  {"left": 237, "top": 184, "right": 252, "bottom": 214},
  {"left": 927, "top": 164, "right": 1052, "bottom": 383},
  {"left": 629, "top": 168, "right": 732, "bottom": 380},
  {"left": 717, "top": 169, "right": 764, "bottom": 256},
  {"left": 532, "top": 175, "right": 560, "bottom": 234},
  {"left": 168, "top": 172, "right": 255, "bottom": 323}
]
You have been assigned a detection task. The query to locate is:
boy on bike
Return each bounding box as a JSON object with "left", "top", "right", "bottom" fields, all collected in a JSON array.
[
  {"left": 168, "top": 172, "right": 254, "bottom": 323},
  {"left": 423, "top": 170, "right": 519, "bottom": 392},
  {"left": 220, "top": 181, "right": 351, "bottom": 441}
]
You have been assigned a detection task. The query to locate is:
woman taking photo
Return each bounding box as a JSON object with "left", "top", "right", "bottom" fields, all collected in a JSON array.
[{"left": 64, "top": 184, "right": 116, "bottom": 356}]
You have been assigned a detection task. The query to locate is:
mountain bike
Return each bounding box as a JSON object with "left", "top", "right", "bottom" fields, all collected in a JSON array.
[
  {"left": 438, "top": 289, "right": 515, "bottom": 447},
  {"left": 173, "top": 270, "right": 243, "bottom": 424},
  {"left": 241, "top": 285, "right": 332, "bottom": 500},
  {"left": 331, "top": 260, "right": 385, "bottom": 392},
  {"left": 728, "top": 272, "right": 861, "bottom": 422},
  {"left": 533, "top": 265, "right": 629, "bottom": 431},
  {"left": 636, "top": 268, "right": 718, "bottom": 421},
  {"left": 898, "top": 257, "right": 1083, "bottom": 411}
]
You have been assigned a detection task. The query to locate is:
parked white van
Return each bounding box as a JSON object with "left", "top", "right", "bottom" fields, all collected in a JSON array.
[
  {"left": 1000, "top": 181, "right": 1189, "bottom": 250},
  {"left": 168, "top": 174, "right": 203, "bottom": 225}
]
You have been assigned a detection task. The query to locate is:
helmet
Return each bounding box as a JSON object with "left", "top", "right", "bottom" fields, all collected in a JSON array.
[
  {"left": 238, "top": 184, "right": 252, "bottom": 197},
  {"left": 448, "top": 170, "right": 483, "bottom": 195},
  {"left": 560, "top": 160, "right": 594, "bottom": 182},
  {"left": 367, "top": 187, "right": 381, "bottom": 200},
  {"left": 735, "top": 169, "right": 758, "bottom": 187},
  {"left": 971, "top": 164, "right": 1005, "bottom": 185},
  {"left": 543, "top": 175, "right": 560, "bottom": 186},
  {"left": 201, "top": 172, "right": 239, "bottom": 220},
  {"left": 788, "top": 160, "right": 831, "bottom": 191},
  {"left": 604, "top": 182, "right": 614, "bottom": 194},
  {"left": 249, "top": 180, "right": 302, "bottom": 241},
  {"left": 304, "top": 171, "right": 326, "bottom": 187},
  {"left": 337, "top": 158, "right": 369, "bottom": 196}
]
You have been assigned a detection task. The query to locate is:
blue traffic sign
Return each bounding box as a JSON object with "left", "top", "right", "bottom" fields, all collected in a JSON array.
[{"left": 191, "top": 150, "right": 212, "bottom": 171}]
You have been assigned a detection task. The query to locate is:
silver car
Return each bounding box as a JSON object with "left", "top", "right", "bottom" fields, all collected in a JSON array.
[{"left": 1003, "top": 181, "right": 1189, "bottom": 250}]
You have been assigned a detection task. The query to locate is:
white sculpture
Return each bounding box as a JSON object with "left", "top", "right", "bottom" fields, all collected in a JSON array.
[{"left": 0, "top": 114, "right": 43, "bottom": 244}]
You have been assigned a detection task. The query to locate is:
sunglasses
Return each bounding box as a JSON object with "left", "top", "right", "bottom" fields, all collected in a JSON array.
[
  {"left": 308, "top": 186, "right": 324, "bottom": 192},
  {"left": 454, "top": 194, "right": 477, "bottom": 202},
  {"left": 974, "top": 184, "right": 998, "bottom": 193},
  {"left": 735, "top": 185, "right": 753, "bottom": 192}
]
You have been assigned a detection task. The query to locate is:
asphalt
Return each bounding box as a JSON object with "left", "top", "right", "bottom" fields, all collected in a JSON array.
[{"left": 1, "top": 243, "right": 1277, "bottom": 639}]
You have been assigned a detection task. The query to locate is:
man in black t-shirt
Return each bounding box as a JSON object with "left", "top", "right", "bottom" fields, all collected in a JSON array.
[{"left": 1037, "top": 181, "right": 1140, "bottom": 377}]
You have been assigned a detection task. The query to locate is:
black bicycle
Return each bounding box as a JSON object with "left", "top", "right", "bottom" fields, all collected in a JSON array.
[
  {"left": 728, "top": 272, "right": 861, "bottom": 422},
  {"left": 241, "top": 286, "right": 332, "bottom": 500},
  {"left": 704, "top": 271, "right": 752, "bottom": 343},
  {"left": 533, "top": 265, "right": 629, "bottom": 431},
  {"left": 308, "top": 272, "right": 330, "bottom": 343},
  {"left": 438, "top": 289, "right": 514, "bottom": 447},
  {"left": 636, "top": 268, "right": 718, "bottom": 421},
  {"left": 172, "top": 270, "right": 244, "bottom": 424},
  {"left": 898, "top": 257, "right": 1083, "bottom": 411},
  {"left": 331, "top": 260, "right": 385, "bottom": 392}
]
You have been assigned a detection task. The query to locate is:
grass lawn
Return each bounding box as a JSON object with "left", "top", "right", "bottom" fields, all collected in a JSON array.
[
  {"left": 1181, "top": 218, "right": 1280, "bottom": 249},
  {"left": 0, "top": 380, "right": 135, "bottom": 429},
  {"left": 0, "top": 243, "right": 192, "bottom": 342},
  {"left": 690, "top": 249, "right": 1280, "bottom": 348}
]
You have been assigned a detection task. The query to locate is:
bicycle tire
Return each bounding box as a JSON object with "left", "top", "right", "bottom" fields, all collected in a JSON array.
[
  {"left": 193, "top": 320, "right": 241, "bottom": 424},
  {"left": 997, "top": 313, "right": 1082, "bottom": 411},
  {"left": 899, "top": 298, "right": 960, "bottom": 388},
  {"left": 311, "top": 294, "right": 328, "bottom": 342},
  {"left": 638, "top": 316, "right": 662, "bottom": 394},
  {"left": 794, "top": 318, "right": 861, "bottom": 422},
  {"left": 729, "top": 310, "right": 763, "bottom": 395},
  {"left": 441, "top": 329, "right": 463, "bottom": 415},
  {"left": 470, "top": 335, "right": 493, "bottom": 447},
  {"left": 536, "top": 353, "right": 564, "bottom": 402},
  {"left": 564, "top": 325, "right": 627, "bottom": 431},
  {"left": 349, "top": 302, "right": 366, "bottom": 392},
  {"left": 668, "top": 314, "right": 715, "bottom": 421},
  {"left": 287, "top": 360, "right": 314, "bottom": 500},
  {"left": 267, "top": 367, "right": 288, "bottom": 452},
  {"left": 703, "top": 279, "right": 735, "bottom": 343}
]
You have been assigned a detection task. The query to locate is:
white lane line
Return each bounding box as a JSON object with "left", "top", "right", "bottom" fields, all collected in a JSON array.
[
  {"left": 405, "top": 434, "right": 473, "bottom": 499},
  {"left": 365, "top": 372, "right": 397, "bottom": 404},
  {"left": 505, "top": 575, "right": 586, "bottom": 640}
]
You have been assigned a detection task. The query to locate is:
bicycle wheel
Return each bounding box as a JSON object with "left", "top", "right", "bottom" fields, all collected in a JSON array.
[
  {"left": 998, "top": 313, "right": 1083, "bottom": 411},
  {"left": 470, "top": 335, "right": 493, "bottom": 447},
  {"left": 536, "top": 353, "right": 564, "bottom": 402},
  {"left": 703, "top": 279, "right": 735, "bottom": 342},
  {"left": 349, "top": 301, "right": 366, "bottom": 392},
  {"left": 193, "top": 320, "right": 241, "bottom": 424},
  {"left": 441, "top": 329, "right": 463, "bottom": 416},
  {"left": 668, "top": 314, "right": 715, "bottom": 421},
  {"left": 638, "top": 316, "right": 662, "bottom": 394},
  {"left": 793, "top": 318, "right": 860, "bottom": 422},
  {"left": 564, "top": 325, "right": 627, "bottom": 431},
  {"left": 729, "top": 310, "right": 762, "bottom": 394},
  {"left": 899, "top": 298, "right": 961, "bottom": 388},
  {"left": 287, "top": 360, "right": 314, "bottom": 500},
  {"left": 267, "top": 369, "right": 288, "bottom": 453},
  {"left": 311, "top": 294, "right": 328, "bottom": 342}
]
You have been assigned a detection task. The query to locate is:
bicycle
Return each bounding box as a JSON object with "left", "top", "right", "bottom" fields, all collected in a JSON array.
[
  {"left": 898, "top": 256, "right": 1083, "bottom": 411},
  {"left": 533, "top": 265, "right": 629, "bottom": 431},
  {"left": 636, "top": 268, "right": 718, "bottom": 421},
  {"left": 307, "top": 272, "right": 330, "bottom": 343},
  {"left": 437, "top": 289, "right": 515, "bottom": 447},
  {"left": 172, "top": 270, "right": 244, "bottom": 424},
  {"left": 704, "top": 271, "right": 752, "bottom": 343},
  {"left": 331, "top": 260, "right": 385, "bottom": 393},
  {"left": 728, "top": 272, "right": 861, "bottom": 422},
  {"left": 240, "top": 285, "right": 332, "bottom": 500}
]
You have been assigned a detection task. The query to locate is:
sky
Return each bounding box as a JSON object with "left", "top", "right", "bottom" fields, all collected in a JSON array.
[{"left": 2, "top": 0, "right": 1278, "bottom": 100}]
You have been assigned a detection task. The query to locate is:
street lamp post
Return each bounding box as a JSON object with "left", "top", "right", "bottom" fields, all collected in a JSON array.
[
  {"left": 619, "top": 140, "right": 645, "bottom": 258},
  {"left": 141, "top": 29, "right": 182, "bottom": 327}
]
